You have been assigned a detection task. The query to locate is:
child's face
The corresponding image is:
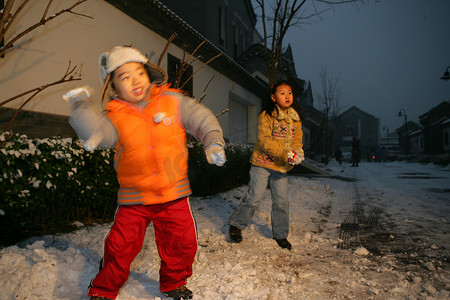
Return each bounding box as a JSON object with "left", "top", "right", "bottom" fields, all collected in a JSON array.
[
  {"left": 271, "top": 84, "right": 293, "bottom": 112},
  {"left": 112, "top": 62, "right": 151, "bottom": 103}
]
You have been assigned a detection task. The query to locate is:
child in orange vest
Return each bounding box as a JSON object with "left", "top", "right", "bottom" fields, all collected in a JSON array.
[{"left": 65, "top": 46, "right": 226, "bottom": 300}]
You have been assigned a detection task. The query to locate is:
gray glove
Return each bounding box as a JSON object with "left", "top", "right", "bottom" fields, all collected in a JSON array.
[
  {"left": 206, "top": 144, "right": 226, "bottom": 166},
  {"left": 63, "top": 86, "right": 102, "bottom": 152},
  {"left": 63, "top": 86, "right": 93, "bottom": 105}
]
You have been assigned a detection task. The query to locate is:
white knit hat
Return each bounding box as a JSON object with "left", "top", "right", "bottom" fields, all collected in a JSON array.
[{"left": 98, "top": 46, "right": 167, "bottom": 104}]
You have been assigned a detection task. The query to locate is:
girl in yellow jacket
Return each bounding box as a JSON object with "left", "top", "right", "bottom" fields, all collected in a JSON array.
[
  {"left": 228, "top": 80, "right": 304, "bottom": 251},
  {"left": 65, "top": 46, "right": 226, "bottom": 300}
]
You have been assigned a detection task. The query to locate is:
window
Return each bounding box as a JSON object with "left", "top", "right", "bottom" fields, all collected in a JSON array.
[
  {"left": 240, "top": 24, "right": 248, "bottom": 53},
  {"left": 167, "top": 54, "right": 193, "bottom": 97},
  {"left": 444, "top": 129, "right": 449, "bottom": 150},
  {"left": 233, "top": 21, "right": 239, "bottom": 58},
  {"left": 218, "top": 5, "right": 226, "bottom": 48},
  {"left": 346, "top": 126, "right": 354, "bottom": 136}
]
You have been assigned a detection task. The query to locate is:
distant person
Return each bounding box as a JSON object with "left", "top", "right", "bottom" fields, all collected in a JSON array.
[
  {"left": 65, "top": 46, "right": 226, "bottom": 300},
  {"left": 334, "top": 146, "right": 343, "bottom": 165},
  {"left": 351, "top": 137, "right": 360, "bottom": 167},
  {"left": 228, "top": 80, "right": 304, "bottom": 251}
]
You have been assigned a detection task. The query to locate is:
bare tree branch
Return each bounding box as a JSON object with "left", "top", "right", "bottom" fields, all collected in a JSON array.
[
  {"left": 215, "top": 108, "right": 230, "bottom": 118},
  {"left": 157, "top": 32, "right": 178, "bottom": 66},
  {"left": 317, "top": 65, "right": 344, "bottom": 155},
  {"left": 42, "top": 0, "right": 54, "bottom": 21},
  {"left": 0, "top": 0, "right": 92, "bottom": 138},
  {"left": 0, "top": 0, "right": 30, "bottom": 43},
  {"left": 1, "top": 62, "right": 82, "bottom": 133},
  {"left": 177, "top": 40, "right": 206, "bottom": 89},
  {"left": 0, "top": 0, "right": 91, "bottom": 58},
  {"left": 255, "top": 0, "right": 362, "bottom": 85},
  {"left": 316, "top": 0, "right": 361, "bottom": 4},
  {"left": 197, "top": 75, "right": 215, "bottom": 104},
  {"left": 179, "top": 52, "right": 222, "bottom": 90},
  {"left": 155, "top": 33, "right": 223, "bottom": 117}
]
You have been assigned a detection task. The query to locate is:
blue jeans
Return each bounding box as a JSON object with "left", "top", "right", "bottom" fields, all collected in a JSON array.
[{"left": 229, "top": 165, "right": 289, "bottom": 239}]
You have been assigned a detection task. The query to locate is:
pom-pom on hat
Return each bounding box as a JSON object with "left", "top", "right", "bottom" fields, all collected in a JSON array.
[{"left": 98, "top": 46, "right": 167, "bottom": 104}]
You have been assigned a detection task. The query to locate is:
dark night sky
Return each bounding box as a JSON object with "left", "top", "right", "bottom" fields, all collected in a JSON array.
[{"left": 262, "top": 0, "right": 450, "bottom": 136}]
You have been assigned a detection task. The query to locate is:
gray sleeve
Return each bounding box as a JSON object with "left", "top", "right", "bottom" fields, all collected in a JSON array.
[
  {"left": 167, "top": 92, "right": 225, "bottom": 148},
  {"left": 68, "top": 101, "right": 117, "bottom": 149}
]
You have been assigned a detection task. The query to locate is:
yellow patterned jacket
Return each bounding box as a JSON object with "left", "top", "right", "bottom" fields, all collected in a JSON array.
[{"left": 250, "top": 106, "right": 303, "bottom": 173}]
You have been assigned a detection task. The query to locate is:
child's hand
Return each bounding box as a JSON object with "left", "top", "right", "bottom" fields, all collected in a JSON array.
[
  {"left": 62, "top": 86, "right": 93, "bottom": 104},
  {"left": 288, "top": 150, "right": 304, "bottom": 165},
  {"left": 206, "top": 144, "right": 226, "bottom": 166}
]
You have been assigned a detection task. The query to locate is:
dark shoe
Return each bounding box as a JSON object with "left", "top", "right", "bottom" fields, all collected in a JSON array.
[
  {"left": 164, "top": 285, "right": 193, "bottom": 300},
  {"left": 274, "top": 238, "right": 292, "bottom": 250},
  {"left": 229, "top": 225, "right": 242, "bottom": 243},
  {"left": 90, "top": 297, "right": 113, "bottom": 300}
]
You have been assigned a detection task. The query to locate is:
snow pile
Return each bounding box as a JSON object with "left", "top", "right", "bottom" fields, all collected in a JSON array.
[{"left": 0, "top": 161, "right": 449, "bottom": 299}]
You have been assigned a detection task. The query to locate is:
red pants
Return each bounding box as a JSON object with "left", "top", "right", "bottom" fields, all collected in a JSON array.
[{"left": 88, "top": 197, "right": 197, "bottom": 299}]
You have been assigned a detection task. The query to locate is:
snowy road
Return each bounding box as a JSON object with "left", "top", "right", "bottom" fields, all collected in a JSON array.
[
  {"left": 320, "top": 162, "right": 450, "bottom": 250},
  {"left": 0, "top": 161, "right": 449, "bottom": 299}
]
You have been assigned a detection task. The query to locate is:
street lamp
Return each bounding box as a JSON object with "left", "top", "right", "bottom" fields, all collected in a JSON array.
[
  {"left": 397, "top": 109, "right": 408, "bottom": 154},
  {"left": 441, "top": 66, "right": 450, "bottom": 80}
]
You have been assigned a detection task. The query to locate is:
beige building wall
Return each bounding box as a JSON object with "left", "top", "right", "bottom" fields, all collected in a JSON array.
[{"left": 0, "top": 0, "right": 261, "bottom": 142}]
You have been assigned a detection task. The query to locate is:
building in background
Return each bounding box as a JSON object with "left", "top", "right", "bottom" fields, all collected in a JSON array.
[
  {"left": 409, "top": 128, "right": 424, "bottom": 155},
  {"left": 334, "top": 106, "right": 379, "bottom": 161},
  {"left": 159, "top": 0, "right": 258, "bottom": 60},
  {"left": 380, "top": 125, "right": 398, "bottom": 146},
  {"left": 395, "top": 121, "right": 422, "bottom": 155},
  {"left": 159, "top": 0, "right": 323, "bottom": 151},
  {"left": 419, "top": 101, "right": 450, "bottom": 155}
]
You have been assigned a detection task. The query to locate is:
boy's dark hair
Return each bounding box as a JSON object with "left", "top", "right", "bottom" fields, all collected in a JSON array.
[{"left": 263, "top": 80, "right": 303, "bottom": 121}]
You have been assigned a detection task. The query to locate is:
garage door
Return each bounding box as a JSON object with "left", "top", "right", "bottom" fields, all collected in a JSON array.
[{"left": 229, "top": 99, "right": 247, "bottom": 144}]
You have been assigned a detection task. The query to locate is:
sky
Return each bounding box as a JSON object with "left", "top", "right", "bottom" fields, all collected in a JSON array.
[{"left": 278, "top": 0, "right": 450, "bottom": 136}]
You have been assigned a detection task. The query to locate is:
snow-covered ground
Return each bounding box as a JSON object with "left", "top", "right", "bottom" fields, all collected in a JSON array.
[{"left": 1, "top": 161, "right": 449, "bottom": 299}]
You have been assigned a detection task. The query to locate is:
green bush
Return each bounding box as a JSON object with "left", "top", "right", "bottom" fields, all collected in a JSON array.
[
  {"left": 188, "top": 140, "right": 252, "bottom": 196},
  {"left": 0, "top": 133, "right": 251, "bottom": 246},
  {"left": 0, "top": 133, "right": 118, "bottom": 245}
]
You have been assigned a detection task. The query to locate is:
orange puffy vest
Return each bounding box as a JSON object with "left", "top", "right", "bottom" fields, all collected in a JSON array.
[{"left": 105, "top": 91, "right": 191, "bottom": 205}]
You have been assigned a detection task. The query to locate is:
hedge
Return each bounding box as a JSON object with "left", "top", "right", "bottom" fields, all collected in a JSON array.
[{"left": 0, "top": 133, "right": 252, "bottom": 247}]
